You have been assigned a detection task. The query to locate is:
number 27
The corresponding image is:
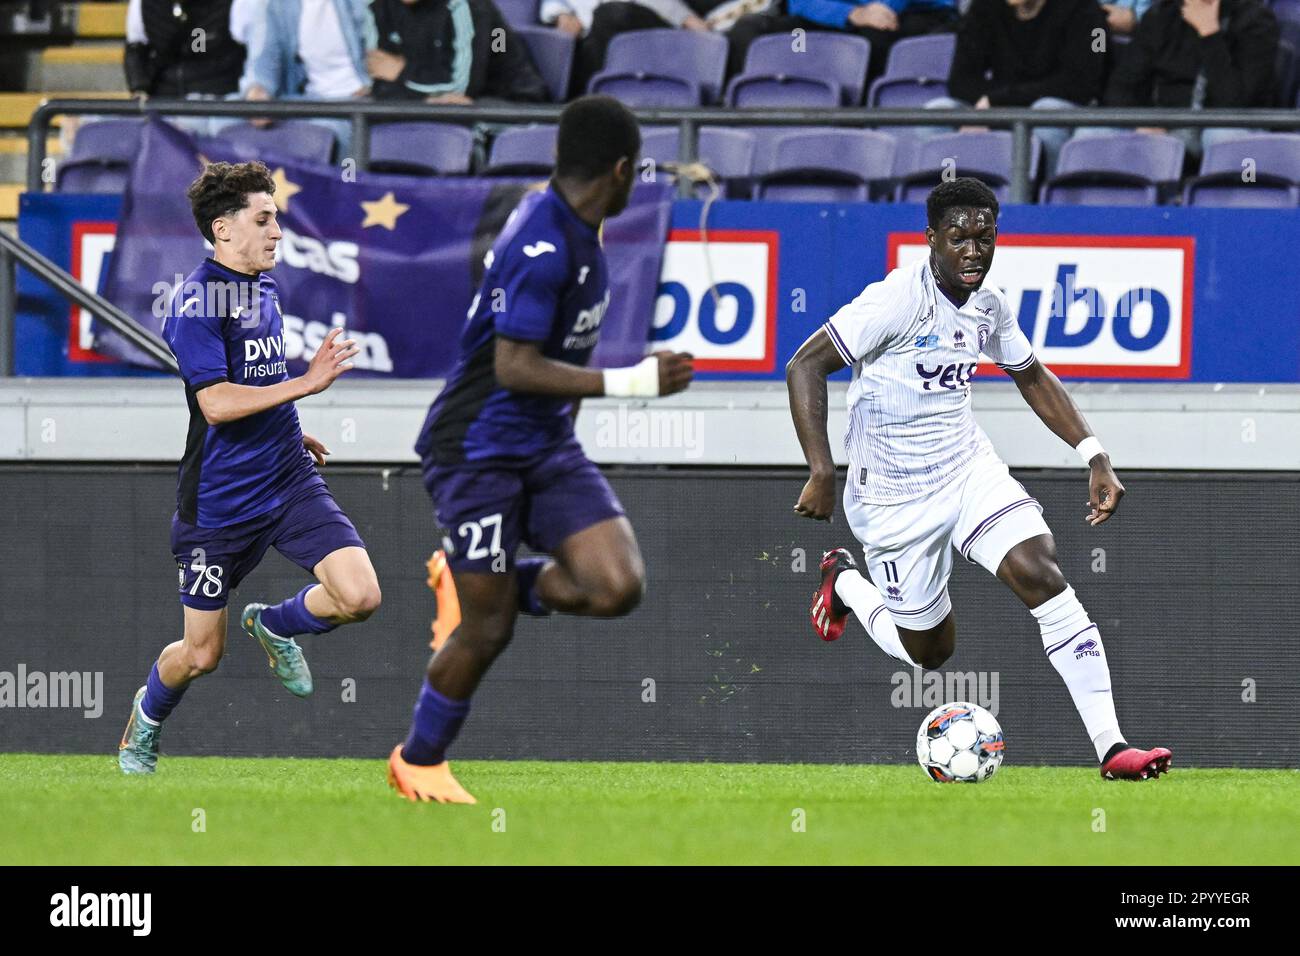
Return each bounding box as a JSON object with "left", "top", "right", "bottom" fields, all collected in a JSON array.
[{"left": 458, "top": 513, "right": 503, "bottom": 560}]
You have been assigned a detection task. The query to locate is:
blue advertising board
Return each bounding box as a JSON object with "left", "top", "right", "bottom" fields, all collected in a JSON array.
[{"left": 17, "top": 193, "right": 1300, "bottom": 382}]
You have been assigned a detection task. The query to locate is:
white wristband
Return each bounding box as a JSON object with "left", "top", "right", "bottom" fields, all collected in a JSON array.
[
  {"left": 1076, "top": 436, "right": 1106, "bottom": 466},
  {"left": 602, "top": 356, "right": 659, "bottom": 398}
]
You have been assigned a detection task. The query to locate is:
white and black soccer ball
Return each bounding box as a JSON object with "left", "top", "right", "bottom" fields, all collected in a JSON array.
[{"left": 916, "top": 702, "right": 1005, "bottom": 783}]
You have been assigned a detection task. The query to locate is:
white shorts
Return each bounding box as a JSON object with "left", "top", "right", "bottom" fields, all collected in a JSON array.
[{"left": 843, "top": 454, "right": 1051, "bottom": 631}]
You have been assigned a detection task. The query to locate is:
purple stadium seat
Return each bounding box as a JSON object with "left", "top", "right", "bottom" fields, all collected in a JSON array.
[
  {"left": 514, "top": 25, "right": 574, "bottom": 102},
  {"left": 866, "top": 34, "right": 955, "bottom": 107},
  {"left": 68, "top": 118, "right": 145, "bottom": 164},
  {"left": 756, "top": 129, "right": 897, "bottom": 202},
  {"left": 494, "top": 0, "right": 537, "bottom": 28},
  {"left": 698, "top": 127, "right": 756, "bottom": 182},
  {"left": 220, "top": 121, "right": 337, "bottom": 164},
  {"left": 588, "top": 29, "right": 729, "bottom": 106},
  {"left": 1041, "top": 133, "right": 1184, "bottom": 205},
  {"left": 57, "top": 118, "right": 146, "bottom": 193},
  {"left": 1183, "top": 133, "right": 1300, "bottom": 207},
  {"left": 893, "top": 131, "right": 1041, "bottom": 202},
  {"left": 485, "top": 124, "right": 557, "bottom": 175},
  {"left": 370, "top": 122, "right": 474, "bottom": 175},
  {"left": 726, "top": 32, "right": 871, "bottom": 106}
]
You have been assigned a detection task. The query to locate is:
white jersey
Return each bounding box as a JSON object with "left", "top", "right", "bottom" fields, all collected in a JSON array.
[{"left": 823, "top": 258, "right": 1035, "bottom": 505}]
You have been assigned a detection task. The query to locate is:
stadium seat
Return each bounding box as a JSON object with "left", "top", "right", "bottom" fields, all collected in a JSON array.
[
  {"left": 1040, "top": 133, "right": 1184, "bottom": 205},
  {"left": 485, "top": 123, "right": 557, "bottom": 176},
  {"left": 893, "top": 131, "right": 1041, "bottom": 202},
  {"left": 1183, "top": 133, "right": 1300, "bottom": 207},
  {"left": 755, "top": 129, "right": 896, "bottom": 202},
  {"left": 697, "top": 127, "right": 757, "bottom": 195},
  {"left": 514, "top": 25, "right": 575, "bottom": 102},
  {"left": 369, "top": 122, "right": 474, "bottom": 176},
  {"left": 494, "top": 0, "right": 538, "bottom": 28},
  {"left": 725, "top": 33, "right": 871, "bottom": 107},
  {"left": 220, "top": 121, "right": 337, "bottom": 165},
  {"left": 587, "top": 29, "right": 728, "bottom": 106},
  {"left": 866, "top": 34, "right": 955, "bottom": 107},
  {"left": 56, "top": 118, "right": 144, "bottom": 193}
]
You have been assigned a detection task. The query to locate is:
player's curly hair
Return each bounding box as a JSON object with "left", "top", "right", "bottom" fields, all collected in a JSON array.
[
  {"left": 187, "top": 160, "right": 276, "bottom": 244},
  {"left": 556, "top": 95, "right": 641, "bottom": 181},
  {"left": 926, "top": 177, "right": 1000, "bottom": 229}
]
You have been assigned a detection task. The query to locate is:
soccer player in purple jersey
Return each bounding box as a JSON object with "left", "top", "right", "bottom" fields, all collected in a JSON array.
[
  {"left": 118, "top": 160, "right": 382, "bottom": 774},
  {"left": 388, "top": 97, "right": 694, "bottom": 803}
]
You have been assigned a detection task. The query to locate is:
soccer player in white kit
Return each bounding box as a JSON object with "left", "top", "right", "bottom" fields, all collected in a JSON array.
[{"left": 786, "top": 178, "right": 1171, "bottom": 781}]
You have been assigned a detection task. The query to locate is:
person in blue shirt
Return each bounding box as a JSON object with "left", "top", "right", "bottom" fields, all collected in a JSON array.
[
  {"left": 389, "top": 96, "right": 694, "bottom": 804},
  {"left": 118, "top": 160, "right": 382, "bottom": 775},
  {"left": 727, "top": 0, "right": 959, "bottom": 82}
]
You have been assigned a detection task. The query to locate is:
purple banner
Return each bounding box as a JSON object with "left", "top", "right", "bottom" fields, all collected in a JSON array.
[{"left": 99, "top": 120, "right": 672, "bottom": 377}]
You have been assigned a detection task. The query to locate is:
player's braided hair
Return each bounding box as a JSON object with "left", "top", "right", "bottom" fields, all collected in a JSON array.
[
  {"left": 187, "top": 160, "right": 276, "bottom": 244},
  {"left": 926, "top": 177, "right": 1000, "bottom": 229}
]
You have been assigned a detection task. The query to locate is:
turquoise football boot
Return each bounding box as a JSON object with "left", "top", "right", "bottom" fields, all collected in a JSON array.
[
  {"left": 118, "top": 686, "right": 161, "bottom": 774},
  {"left": 241, "top": 602, "right": 313, "bottom": 698}
]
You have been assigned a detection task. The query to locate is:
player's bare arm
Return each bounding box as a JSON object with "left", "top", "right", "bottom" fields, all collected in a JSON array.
[
  {"left": 495, "top": 337, "right": 694, "bottom": 397},
  {"left": 196, "top": 327, "right": 358, "bottom": 425},
  {"left": 1004, "top": 358, "right": 1124, "bottom": 526},
  {"left": 786, "top": 326, "right": 847, "bottom": 520}
]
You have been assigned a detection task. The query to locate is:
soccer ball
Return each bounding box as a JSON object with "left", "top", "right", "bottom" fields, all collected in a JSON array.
[{"left": 916, "top": 702, "right": 1005, "bottom": 783}]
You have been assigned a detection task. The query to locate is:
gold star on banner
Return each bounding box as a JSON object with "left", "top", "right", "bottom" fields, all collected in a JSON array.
[
  {"left": 360, "top": 191, "right": 410, "bottom": 230},
  {"left": 271, "top": 167, "right": 301, "bottom": 212}
]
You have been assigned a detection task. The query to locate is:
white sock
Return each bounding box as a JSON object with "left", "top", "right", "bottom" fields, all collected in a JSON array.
[
  {"left": 834, "top": 570, "right": 917, "bottom": 667},
  {"left": 1033, "top": 585, "right": 1125, "bottom": 762}
]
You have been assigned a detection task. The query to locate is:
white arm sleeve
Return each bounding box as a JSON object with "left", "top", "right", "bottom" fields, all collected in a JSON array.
[
  {"left": 821, "top": 272, "right": 914, "bottom": 366},
  {"left": 982, "top": 289, "right": 1035, "bottom": 371}
]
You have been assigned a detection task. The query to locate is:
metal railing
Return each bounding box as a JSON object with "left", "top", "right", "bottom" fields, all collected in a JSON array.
[
  {"left": 0, "top": 228, "right": 178, "bottom": 376},
  {"left": 26, "top": 97, "right": 1300, "bottom": 203}
]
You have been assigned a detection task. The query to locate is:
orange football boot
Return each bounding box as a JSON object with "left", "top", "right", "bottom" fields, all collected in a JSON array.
[
  {"left": 387, "top": 744, "right": 477, "bottom": 804},
  {"left": 426, "top": 550, "right": 461, "bottom": 652}
]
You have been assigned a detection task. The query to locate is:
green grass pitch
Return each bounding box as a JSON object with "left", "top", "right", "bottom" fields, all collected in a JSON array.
[{"left": 2, "top": 755, "right": 1297, "bottom": 865}]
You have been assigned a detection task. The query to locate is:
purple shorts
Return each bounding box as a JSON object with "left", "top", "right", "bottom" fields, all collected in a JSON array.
[
  {"left": 170, "top": 483, "right": 366, "bottom": 610},
  {"left": 425, "top": 437, "right": 625, "bottom": 574}
]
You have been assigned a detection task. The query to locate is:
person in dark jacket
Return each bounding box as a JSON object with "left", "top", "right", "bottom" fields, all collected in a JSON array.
[
  {"left": 368, "top": 0, "right": 550, "bottom": 102},
  {"left": 922, "top": 0, "right": 1108, "bottom": 172},
  {"left": 1096, "top": 0, "right": 1277, "bottom": 156},
  {"left": 125, "top": 0, "right": 246, "bottom": 100}
]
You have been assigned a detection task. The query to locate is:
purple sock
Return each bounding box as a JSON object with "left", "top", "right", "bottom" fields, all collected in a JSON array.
[
  {"left": 516, "top": 556, "right": 552, "bottom": 616},
  {"left": 140, "top": 662, "right": 187, "bottom": 723},
  {"left": 259, "top": 585, "right": 336, "bottom": 638},
  {"left": 401, "top": 679, "right": 471, "bottom": 765}
]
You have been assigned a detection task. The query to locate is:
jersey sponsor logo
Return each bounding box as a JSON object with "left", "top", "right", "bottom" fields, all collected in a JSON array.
[
  {"left": 890, "top": 233, "right": 1195, "bottom": 379},
  {"left": 915, "top": 334, "right": 939, "bottom": 349},
  {"left": 652, "top": 229, "right": 779, "bottom": 372},
  {"left": 916, "top": 361, "right": 977, "bottom": 391},
  {"left": 522, "top": 241, "right": 557, "bottom": 258},
  {"left": 276, "top": 225, "right": 360, "bottom": 284},
  {"left": 564, "top": 289, "right": 611, "bottom": 351},
  {"left": 1075, "top": 638, "right": 1101, "bottom": 659}
]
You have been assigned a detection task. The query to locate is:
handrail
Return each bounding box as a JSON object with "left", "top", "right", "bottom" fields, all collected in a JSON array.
[
  {"left": 0, "top": 228, "right": 178, "bottom": 376},
  {"left": 26, "top": 97, "right": 1300, "bottom": 200}
]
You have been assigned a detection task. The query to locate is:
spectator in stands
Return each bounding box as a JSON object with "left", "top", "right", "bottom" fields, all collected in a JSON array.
[
  {"left": 1100, "top": 0, "right": 1151, "bottom": 35},
  {"left": 1099, "top": 0, "right": 1277, "bottom": 155},
  {"left": 552, "top": 0, "right": 722, "bottom": 97},
  {"left": 125, "top": 0, "right": 247, "bottom": 135},
  {"left": 925, "top": 0, "right": 1108, "bottom": 172},
  {"left": 368, "top": 0, "right": 549, "bottom": 103},
  {"left": 244, "top": 0, "right": 376, "bottom": 156},
  {"left": 725, "top": 0, "right": 959, "bottom": 82}
]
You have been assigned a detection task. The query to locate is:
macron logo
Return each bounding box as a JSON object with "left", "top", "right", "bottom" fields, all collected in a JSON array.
[
  {"left": 50, "top": 886, "right": 151, "bottom": 936},
  {"left": 522, "top": 241, "right": 556, "bottom": 258}
]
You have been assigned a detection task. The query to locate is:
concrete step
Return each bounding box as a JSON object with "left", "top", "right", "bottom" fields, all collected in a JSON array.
[
  {"left": 74, "top": 3, "right": 128, "bottom": 39},
  {"left": 0, "top": 91, "right": 132, "bottom": 130},
  {"left": 36, "top": 44, "right": 125, "bottom": 93},
  {"left": 0, "top": 184, "right": 22, "bottom": 220},
  {"left": 0, "top": 136, "right": 62, "bottom": 184}
]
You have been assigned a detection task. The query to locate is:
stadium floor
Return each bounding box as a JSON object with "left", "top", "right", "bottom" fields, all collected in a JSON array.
[{"left": 2, "top": 756, "right": 1296, "bottom": 865}]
